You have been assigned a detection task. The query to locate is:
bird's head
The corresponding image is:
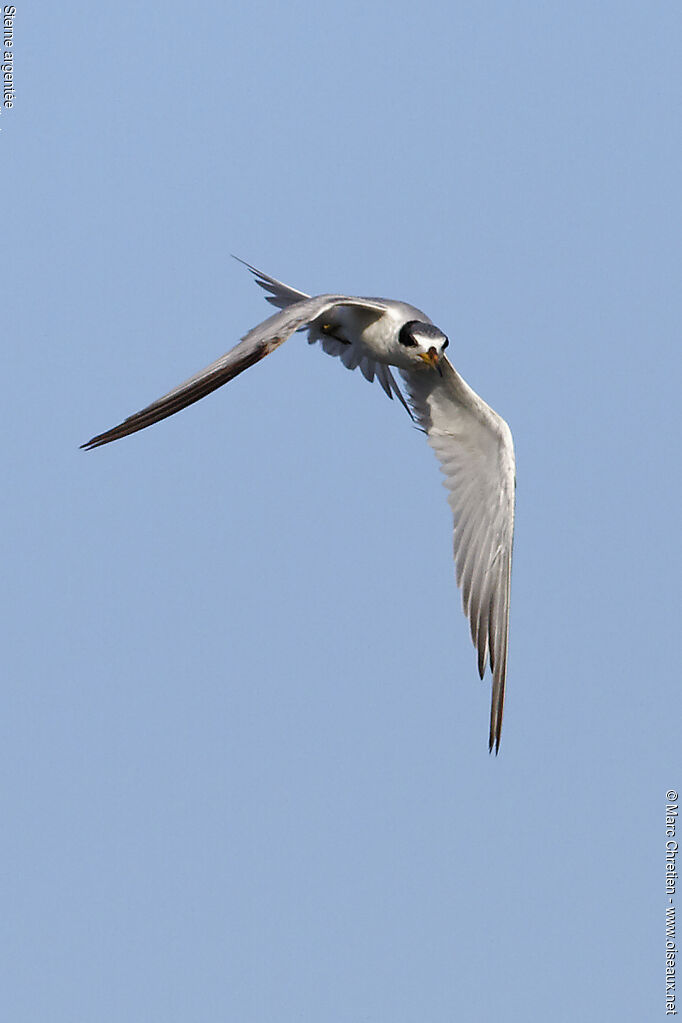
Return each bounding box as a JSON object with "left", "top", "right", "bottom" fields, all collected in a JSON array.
[{"left": 396, "top": 320, "right": 449, "bottom": 373}]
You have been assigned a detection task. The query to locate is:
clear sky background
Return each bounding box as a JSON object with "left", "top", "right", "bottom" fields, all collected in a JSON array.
[{"left": 4, "top": 3, "right": 681, "bottom": 1020}]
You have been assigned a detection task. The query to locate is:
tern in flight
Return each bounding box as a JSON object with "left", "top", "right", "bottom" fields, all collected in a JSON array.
[{"left": 83, "top": 261, "right": 516, "bottom": 751}]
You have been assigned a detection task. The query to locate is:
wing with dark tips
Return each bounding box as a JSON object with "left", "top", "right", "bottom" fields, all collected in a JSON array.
[{"left": 82, "top": 295, "right": 363, "bottom": 449}]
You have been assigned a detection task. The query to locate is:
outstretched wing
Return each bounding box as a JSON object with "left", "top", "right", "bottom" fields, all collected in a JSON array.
[
  {"left": 82, "top": 294, "right": 385, "bottom": 449},
  {"left": 401, "top": 359, "right": 516, "bottom": 752}
]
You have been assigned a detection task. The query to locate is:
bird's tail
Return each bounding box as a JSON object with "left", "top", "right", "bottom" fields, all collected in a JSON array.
[{"left": 232, "top": 256, "right": 311, "bottom": 310}]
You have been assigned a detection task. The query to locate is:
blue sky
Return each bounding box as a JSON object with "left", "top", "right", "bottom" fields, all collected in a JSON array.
[{"left": 4, "top": 2, "right": 681, "bottom": 1020}]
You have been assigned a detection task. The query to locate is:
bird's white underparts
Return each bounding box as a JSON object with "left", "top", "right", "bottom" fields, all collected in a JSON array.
[{"left": 83, "top": 261, "right": 516, "bottom": 752}]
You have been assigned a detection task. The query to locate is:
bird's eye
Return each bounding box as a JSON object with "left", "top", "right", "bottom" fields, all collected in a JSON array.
[
  {"left": 442, "top": 337, "right": 449, "bottom": 350},
  {"left": 398, "top": 321, "right": 419, "bottom": 347}
]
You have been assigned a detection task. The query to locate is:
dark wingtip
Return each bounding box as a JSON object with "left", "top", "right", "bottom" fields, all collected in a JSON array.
[
  {"left": 80, "top": 427, "right": 124, "bottom": 450},
  {"left": 488, "top": 713, "right": 502, "bottom": 755},
  {"left": 80, "top": 423, "right": 138, "bottom": 450}
]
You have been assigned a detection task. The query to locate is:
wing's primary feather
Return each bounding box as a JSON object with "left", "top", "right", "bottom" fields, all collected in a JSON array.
[
  {"left": 82, "top": 295, "right": 354, "bottom": 449},
  {"left": 401, "top": 358, "right": 515, "bottom": 752}
]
